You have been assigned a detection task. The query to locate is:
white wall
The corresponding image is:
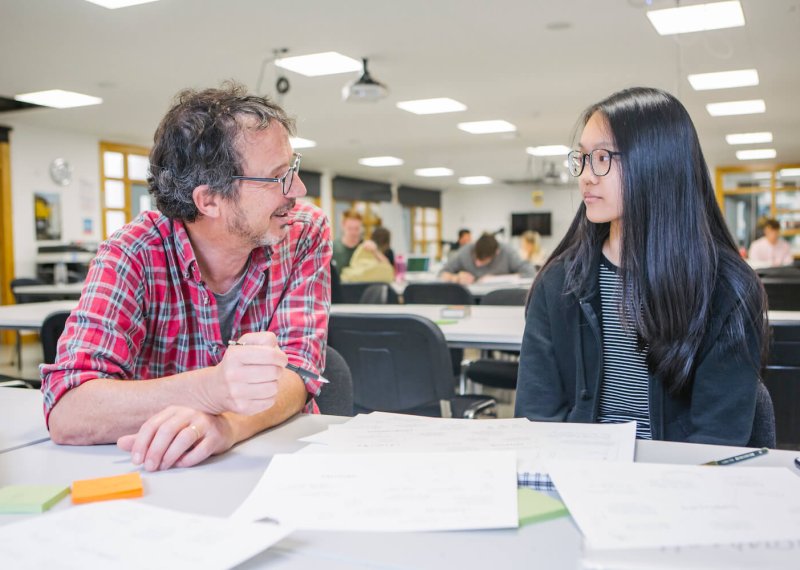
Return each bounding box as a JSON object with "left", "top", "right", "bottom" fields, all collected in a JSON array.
[
  {"left": 3, "top": 120, "right": 102, "bottom": 278},
  {"left": 441, "top": 183, "right": 583, "bottom": 256}
]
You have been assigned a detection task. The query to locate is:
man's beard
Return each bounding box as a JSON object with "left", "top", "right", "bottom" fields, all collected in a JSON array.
[{"left": 227, "top": 199, "right": 296, "bottom": 247}]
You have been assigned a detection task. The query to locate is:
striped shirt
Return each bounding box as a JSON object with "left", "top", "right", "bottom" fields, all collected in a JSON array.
[
  {"left": 41, "top": 201, "right": 332, "bottom": 423},
  {"left": 597, "top": 256, "right": 652, "bottom": 439}
]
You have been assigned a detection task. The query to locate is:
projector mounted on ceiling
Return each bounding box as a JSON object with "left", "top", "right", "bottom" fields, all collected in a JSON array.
[{"left": 342, "top": 58, "right": 388, "bottom": 103}]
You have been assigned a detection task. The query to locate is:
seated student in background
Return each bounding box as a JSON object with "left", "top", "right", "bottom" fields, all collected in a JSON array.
[
  {"left": 41, "top": 83, "right": 332, "bottom": 471},
  {"left": 515, "top": 87, "right": 767, "bottom": 446},
  {"left": 332, "top": 209, "right": 363, "bottom": 270},
  {"left": 748, "top": 218, "right": 794, "bottom": 268},
  {"left": 519, "top": 230, "right": 548, "bottom": 268},
  {"left": 447, "top": 228, "right": 472, "bottom": 261},
  {"left": 440, "top": 233, "right": 535, "bottom": 285},
  {"left": 341, "top": 226, "right": 395, "bottom": 283}
]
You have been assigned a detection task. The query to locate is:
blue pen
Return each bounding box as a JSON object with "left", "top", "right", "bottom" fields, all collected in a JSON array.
[
  {"left": 227, "top": 340, "right": 329, "bottom": 383},
  {"left": 794, "top": 457, "right": 800, "bottom": 470}
]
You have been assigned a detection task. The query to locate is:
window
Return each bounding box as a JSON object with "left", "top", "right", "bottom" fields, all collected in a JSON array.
[
  {"left": 410, "top": 206, "right": 442, "bottom": 258},
  {"left": 100, "top": 142, "right": 152, "bottom": 239}
]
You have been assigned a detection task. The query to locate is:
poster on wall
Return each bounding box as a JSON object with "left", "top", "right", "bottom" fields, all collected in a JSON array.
[{"left": 34, "top": 192, "right": 62, "bottom": 240}]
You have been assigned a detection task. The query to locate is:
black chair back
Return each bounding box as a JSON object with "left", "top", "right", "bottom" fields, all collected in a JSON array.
[
  {"left": 41, "top": 311, "right": 70, "bottom": 365},
  {"left": 316, "top": 346, "right": 354, "bottom": 417},
  {"left": 769, "top": 323, "right": 800, "bottom": 367},
  {"left": 481, "top": 288, "right": 528, "bottom": 306},
  {"left": 403, "top": 283, "right": 473, "bottom": 305},
  {"left": 762, "top": 278, "right": 800, "bottom": 310},
  {"left": 328, "top": 313, "right": 460, "bottom": 416},
  {"left": 748, "top": 381, "right": 776, "bottom": 448},
  {"left": 762, "top": 366, "right": 800, "bottom": 448},
  {"left": 339, "top": 282, "right": 394, "bottom": 304},
  {"left": 359, "top": 283, "right": 399, "bottom": 304},
  {"left": 330, "top": 263, "right": 343, "bottom": 304},
  {"left": 11, "top": 277, "right": 49, "bottom": 304}
]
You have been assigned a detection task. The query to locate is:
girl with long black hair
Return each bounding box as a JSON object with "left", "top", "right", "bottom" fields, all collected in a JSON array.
[{"left": 514, "top": 87, "right": 768, "bottom": 445}]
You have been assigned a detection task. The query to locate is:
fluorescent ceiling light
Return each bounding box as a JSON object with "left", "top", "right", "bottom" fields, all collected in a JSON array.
[
  {"left": 414, "top": 167, "right": 454, "bottom": 177},
  {"left": 84, "top": 0, "right": 159, "bottom": 7},
  {"left": 527, "top": 145, "right": 571, "bottom": 157},
  {"left": 647, "top": 1, "right": 745, "bottom": 35},
  {"left": 274, "top": 52, "right": 362, "bottom": 77},
  {"left": 358, "top": 156, "right": 404, "bottom": 167},
  {"left": 706, "top": 99, "right": 765, "bottom": 116},
  {"left": 457, "top": 120, "right": 516, "bottom": 134},
  {"left": 396, "top": 98, "right": 467, "bottom": 115},
  {"left": 688, "top": 69, "right": 759, "bottom": 91},
  {"left": 725, "top": 132, "right": 772, "bottom": 145},
  {"left": 779, "top": 168, "right": 800, "bottom": 177},
  {"left": 14, "top": 89, "right": 103, "bottom": 109},
  {"left": 289, "top": 137, "right": 317, "bottom": 149},
  {"left": 459, "top": 176, "right": 493, "bottom": 185},
  {"left": 736, "top": 149, "right": 776, "bottom": 160}
]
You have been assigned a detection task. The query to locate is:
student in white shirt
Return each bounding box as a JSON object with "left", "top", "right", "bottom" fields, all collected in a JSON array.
[{"left": 748, "top": 218, "right": 794, "bottom": 268}]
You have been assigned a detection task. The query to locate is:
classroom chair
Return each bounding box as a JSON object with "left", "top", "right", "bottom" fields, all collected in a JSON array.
[
  {"left": 316, "top": 346, "right": 354, "bottom": 417},
  {"left": 328, "top": 313, "right": 496, "bottom": 418}
]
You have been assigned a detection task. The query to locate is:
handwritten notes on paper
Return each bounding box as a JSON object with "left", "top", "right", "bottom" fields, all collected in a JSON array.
[
  {"left": 299, "top": 412, "right": 636, "bottom": 479},
  {"left": 231, "top": 450, "right": 519, "bottom": 532},
  {"left": 0, "top": 501, "right": 292, "bottom": 570},
  {"left": 547, "top": 460, "right": 800, "bottom": 551}
]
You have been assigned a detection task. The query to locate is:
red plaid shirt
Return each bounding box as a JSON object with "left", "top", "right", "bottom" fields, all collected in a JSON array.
[{"left": 41, "top": 201, "right": 331, "bottom": 423}]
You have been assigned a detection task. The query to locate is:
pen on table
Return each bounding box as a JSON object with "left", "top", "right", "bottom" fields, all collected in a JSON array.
[
  {"left": 702, "top": 447, "right": 768, "bottom": 466},
  {"left": 226, "top": 340, "right": 329, "bottom": 383},
  {"left": 795, "top": 457, "right": 800, "bottom": 471}
]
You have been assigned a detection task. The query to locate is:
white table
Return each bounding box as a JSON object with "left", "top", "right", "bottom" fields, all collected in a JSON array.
[
  {"left": 12, "top": 283, "right": 84, "bottom": 299},
  {"left": 331, "top": 303, "right": 525, "bottom": 350},
  {"left": 0, "top": 301, "right": 78, "bottom": 330},
  {"left": 0, "top": 388, "right": 49, "bottom": 453},
  {"left": 1, "top": 413, "right": 798, "bottom": 569}
]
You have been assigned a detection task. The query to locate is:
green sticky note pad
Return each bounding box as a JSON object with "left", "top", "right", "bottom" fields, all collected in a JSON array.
[
  {"left": 517, "top": 488, "right": 569, "bottom": 526},
  {"left": 0, "top": 485, "right": 71, "bottom": 514}
]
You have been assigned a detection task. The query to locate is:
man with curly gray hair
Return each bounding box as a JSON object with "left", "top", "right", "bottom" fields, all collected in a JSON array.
[{"left": 42, "top": 82, "right": 332, "bottom": 471}]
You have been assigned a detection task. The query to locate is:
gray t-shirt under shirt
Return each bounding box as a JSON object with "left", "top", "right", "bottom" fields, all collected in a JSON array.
[{"left": 213, "top": 271, "right": 248, "bottom": 345}]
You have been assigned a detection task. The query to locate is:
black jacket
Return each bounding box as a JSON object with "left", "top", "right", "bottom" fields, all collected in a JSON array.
[{"left": 514, "top": 249, "right": 761, "bottom": 445}]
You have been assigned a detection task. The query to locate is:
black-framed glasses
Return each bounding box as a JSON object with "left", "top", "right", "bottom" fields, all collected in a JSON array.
[
  {"left": 567, "top": 149, "right": 621, "bottom": 177},
  {"left": 232, "top": 153, "right": 302, "bottom": 195}
]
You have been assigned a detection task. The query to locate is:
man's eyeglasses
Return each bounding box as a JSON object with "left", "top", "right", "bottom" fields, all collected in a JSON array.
[
  {"left": 232, "top": 153, "right": 302, "bottom": 195},
  {"left": 567, "top": 149, "right": 621, "bottom": 177}
]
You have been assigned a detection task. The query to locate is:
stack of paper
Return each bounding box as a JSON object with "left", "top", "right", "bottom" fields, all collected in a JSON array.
[
  {"left": 0, "top": 501, "right": 292, "bottom": 570},
  {"left": 547, "top": 459, "right": 800, "bottom": 568},
  {"left": 232, "top": 450, "right": 519, "bottom": 532},
  {"left": 300, "top": 412, "right": 637, "bottom": 489}
]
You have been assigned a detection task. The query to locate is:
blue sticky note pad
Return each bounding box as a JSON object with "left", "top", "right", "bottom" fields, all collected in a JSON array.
[{"left": 0, "top": 485, "right": 71, "bottom": 514}]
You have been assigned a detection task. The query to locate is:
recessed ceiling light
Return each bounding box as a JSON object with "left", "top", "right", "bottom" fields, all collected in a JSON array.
[
  {"left": 688, "top": 69, "right": 759, "bottom": 91},
  {"left": 396, "top": 98, "right": 467, "bottom": 115},
  {"left": 647, "top": 1, "right": 745, "bottom": 35},
  {"left": 414, "top": 167, "right": 454, "bottom": 177},
  {"left": 736, "top": 149, "right": 776, "bottom": 160},
  {"left": 84, "top": 0, "right": 159, "bottom": 7},
  {"left": 457, "top": 120, "right": 516, "bottom": 134},
  {"left": 706, "top": 99, "right": 765, "bottom": 117},
  {"left": 725, "top": 132, "right": 773, "bottom": 145},
  {"left": 526, "top": 145, "right": 571, "bottom": 157},
  {"left": 358, "top": 156, "right": 404, "bottom": 167},
  {"left": 779, "top": 168, "right": 800, "bottom": 178},
  {"left": 289, "top": 137, "right": 317, "bottom": 149},
  {"left": 14, "top": 89, "right": 103, "bottom": 109},
  {"left": 275, "top": 52, "right": 362, "bottom": 77},
  {"left": 459, "top": 176, "right": 493, "bottom": 185}
]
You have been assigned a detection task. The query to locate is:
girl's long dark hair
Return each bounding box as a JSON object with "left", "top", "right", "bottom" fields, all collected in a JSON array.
[{"left": 537, "top": 87, "right": 766, "bottom": 394}]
